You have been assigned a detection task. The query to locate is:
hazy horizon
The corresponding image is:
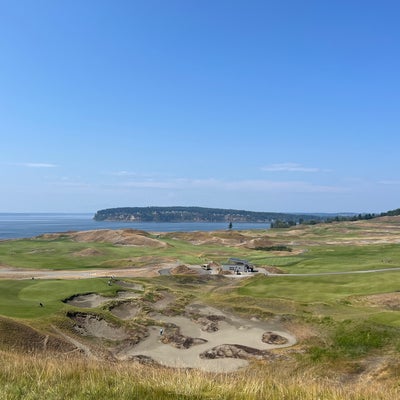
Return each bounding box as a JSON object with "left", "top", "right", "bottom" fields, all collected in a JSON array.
[{"left": 1, "top": 1, "right": 400, "bottom": 214}]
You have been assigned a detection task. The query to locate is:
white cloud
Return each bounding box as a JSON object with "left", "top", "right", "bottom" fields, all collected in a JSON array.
[
  {"left": 379, "top": 180, "right": 400, "bottom": 185},
  {"left": 262, "top": 163, "right": 321, "bottom": 173},
  {"left": 110, "top": 171, "right": 139, "bottom": 177},
  {"left": 224, "top": 179, "right": 346, "bottom": 193},
  {"left": 119, "top": 177, "right": 345, "bottom": 193},
  {"left": 109, "top": 171, "right": 164, "bottom": 178},
  {"left": 120, "top": 178, "right": 220, "bottom": 190},
  {"left": 17, "top": 162, "right": 58, "bottom": 168}
]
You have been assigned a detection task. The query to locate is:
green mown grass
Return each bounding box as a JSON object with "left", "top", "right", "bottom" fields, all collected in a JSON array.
[
  {"left": 0, "top": 279, "right": 120, "bottom": 318},
  {"left": 239, "top": 271, "right": 400, "bottom": 303},
  {"left": 0, "top": 239, "right": 162, "bottom": 269},
  {"left": 282, "top": 244, "right": 400, "bottom": 274},
  {"left": 0, "top": 237, "right": 241, "bottom": 269},
  {"left": 2, "top": 230, "right": 400, "bottom": 276}
]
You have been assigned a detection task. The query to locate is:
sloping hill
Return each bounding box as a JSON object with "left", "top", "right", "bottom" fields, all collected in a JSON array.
[{"left": 40, "top": 229, "right": 167, "bottom": 248}]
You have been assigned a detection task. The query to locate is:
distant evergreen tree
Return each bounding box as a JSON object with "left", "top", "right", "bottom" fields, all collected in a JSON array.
[
  {"left": 271, "top": 220, "right": 296, "bottom": 229},
  {"left": 381, "top": 208, "right": 400, "bottom": 217}
]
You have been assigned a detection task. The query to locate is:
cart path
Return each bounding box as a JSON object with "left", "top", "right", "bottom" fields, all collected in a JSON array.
[
  {"left": 264, "top": 267, "right": 400, "bottom": 277},
  {"left": 1, "top": 265, "right": 400, "bottom": 280}
]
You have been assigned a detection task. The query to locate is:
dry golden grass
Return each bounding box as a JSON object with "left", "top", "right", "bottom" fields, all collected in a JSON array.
[{"left": 1, "top": 351, "right": 398, "bottom": 400}]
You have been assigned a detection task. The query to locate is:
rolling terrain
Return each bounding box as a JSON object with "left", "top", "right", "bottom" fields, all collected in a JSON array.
[{"left": 1, "top": 217, "right": 400, "bottom": 399}]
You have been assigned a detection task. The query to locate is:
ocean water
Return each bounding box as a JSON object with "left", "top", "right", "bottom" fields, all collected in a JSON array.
[{"left": 0, "top": 213, "right": 270, "bottom": 240}]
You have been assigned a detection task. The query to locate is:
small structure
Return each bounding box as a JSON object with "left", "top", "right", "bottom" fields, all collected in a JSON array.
[{"left": 221, "top": 258, "right": 256, "bottom": 274}]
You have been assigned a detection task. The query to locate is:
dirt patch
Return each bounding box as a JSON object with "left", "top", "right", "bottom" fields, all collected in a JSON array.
[
  {"left": 170, "top": 265, "right": 198, "bottom": 275},
  {"left": 362, "top": 293, "right": 400, "bottom": 310}
]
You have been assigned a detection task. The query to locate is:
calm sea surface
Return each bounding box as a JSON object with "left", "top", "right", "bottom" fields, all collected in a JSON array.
[{"left": 0, "top": 213, "right": 270, "bottom": 240}]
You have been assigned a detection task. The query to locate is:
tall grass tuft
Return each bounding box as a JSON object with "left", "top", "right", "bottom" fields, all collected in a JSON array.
[{"left": 0, "top": 351, "right": 399, "bottom": 399}]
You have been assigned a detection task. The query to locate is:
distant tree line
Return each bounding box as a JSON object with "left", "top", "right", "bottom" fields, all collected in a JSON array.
[
  {"left": 318, "top": 207, "right": 400, "bottom": 224},
  {"left": 94, "top": 206, "right": 400, "bottom": 226},
  {"left": 324, "top": 213, "right": 376, "bottom": 223},
  {"left": 381, "top": 208, "right": 400, "bottom": 217},
  {"left": 270, "top": 220, "right": 297, "bottom": 228},
  {"left": 93, "top": 206, "right": 325, "bottom": 224},
  {"left": 270, "top": 207, "right": 400, "bottom": 229}
]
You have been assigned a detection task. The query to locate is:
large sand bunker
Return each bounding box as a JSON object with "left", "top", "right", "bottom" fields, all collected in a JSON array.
[
  {"left": 65, "top": 289, "right": 296, "bottom": 373},
  {"left": 113, "top": 303, "right": 296, "bottom": 372}
]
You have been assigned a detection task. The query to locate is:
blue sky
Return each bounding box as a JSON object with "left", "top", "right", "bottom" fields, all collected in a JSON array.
[{"left": 1, "top": 0, "right": 400, "bottom": 213}]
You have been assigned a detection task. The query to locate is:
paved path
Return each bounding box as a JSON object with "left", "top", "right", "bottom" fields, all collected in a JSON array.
[
  {"left": 264, "top": 267, "right": 400, "bottom": 277},
  {"left": 0, "top": 266, "right": 160, "bottom": 280},
  {"left": 1, "top": 265, "right": 400, "bottom": 280}
]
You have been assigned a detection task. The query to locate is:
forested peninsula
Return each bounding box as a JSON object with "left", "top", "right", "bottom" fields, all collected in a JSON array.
[{"left": 93, "top": 206, "right": 324, "bottom": 223}]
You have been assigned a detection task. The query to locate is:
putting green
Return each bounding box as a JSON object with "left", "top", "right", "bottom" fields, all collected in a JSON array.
[{"left": 0, "top": 279, "right": 119, "bottom": 318}]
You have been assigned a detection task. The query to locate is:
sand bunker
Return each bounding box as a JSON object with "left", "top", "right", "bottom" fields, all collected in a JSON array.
[
  {"left": 115, "top": 303, "right": 296, "bottom": 372},
  {"left": 66, "top": 293, "right": 112, "bottom": 308},
  {"left": 66, "top": 292, "right": 140, "bottom": 308},
  {"left": 110, "top": 302, "right": 141, "bottom": 320},
  {"left": 72, "top": 313, "right": 130, "bottom": 341},
  {"left": 67, "top": 293, "right": 296, "bottom": 373},
  {"left": 152, "top": 291, "right": 176, "bottom": 311}
]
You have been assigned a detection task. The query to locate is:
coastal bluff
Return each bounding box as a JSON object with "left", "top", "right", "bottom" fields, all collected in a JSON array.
[{"left": 93, "top": 206, "right": 322, "bottom": 223}]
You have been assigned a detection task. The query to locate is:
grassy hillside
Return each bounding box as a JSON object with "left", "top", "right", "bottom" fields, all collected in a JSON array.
[
  {"left": 1, "top": 218, "right": 400, "bottom": 399},
  {"left": 2, "top": 352, "right": 398, "bottom": 400},
  {"left": 1, "top": 218, "right": 400, "bottom": 272}
]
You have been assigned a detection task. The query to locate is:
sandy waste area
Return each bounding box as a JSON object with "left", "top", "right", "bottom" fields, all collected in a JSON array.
[{"left": 66, "top": 289, "right": 296, "bottom": 373}]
